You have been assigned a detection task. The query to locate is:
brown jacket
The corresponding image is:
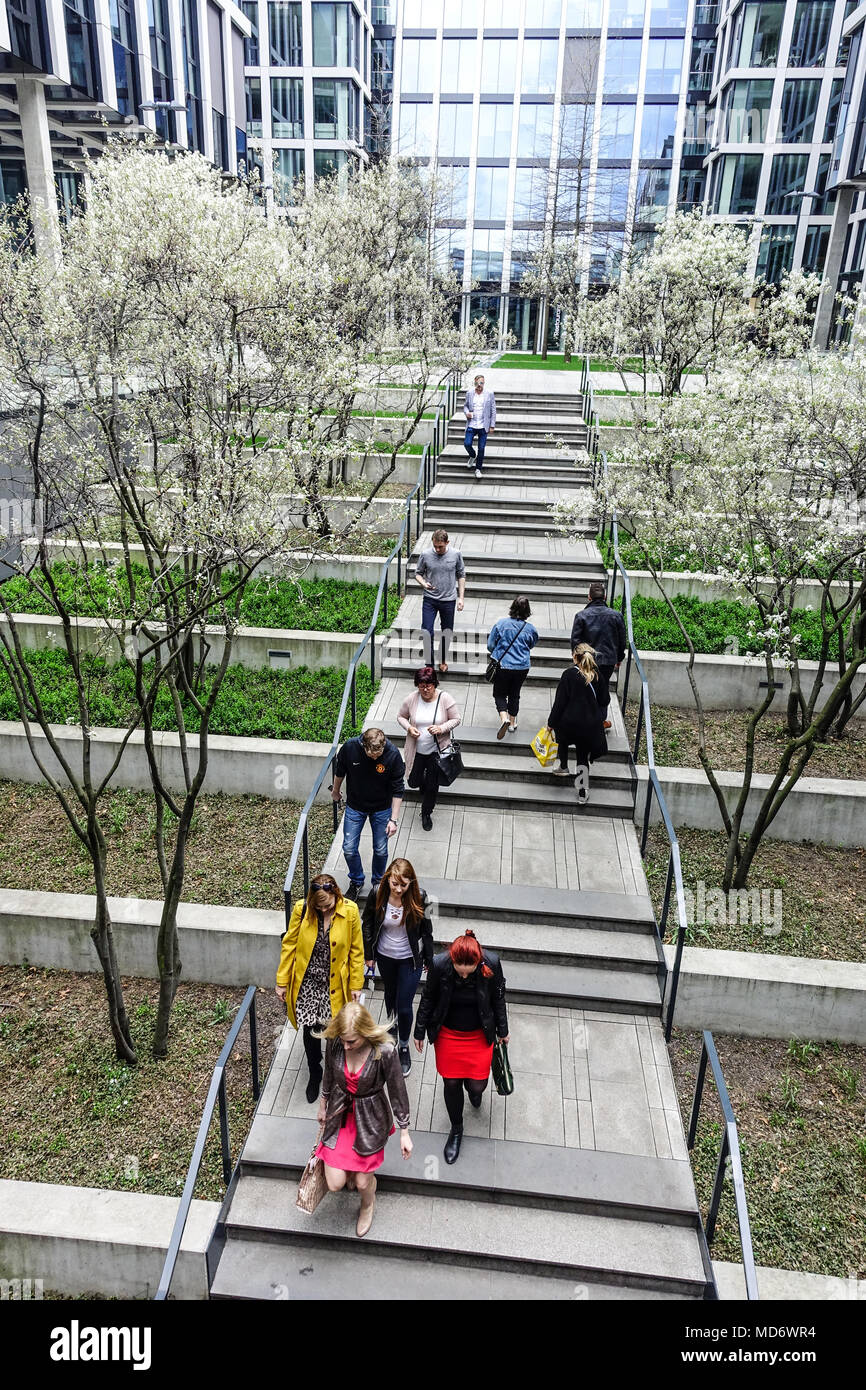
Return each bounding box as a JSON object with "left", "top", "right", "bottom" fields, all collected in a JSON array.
[
  {"left": 320, "top": 1039, "right": 410, "bottom": 1157},
  {"left": 396, "top": 688, "right": 461, "bottom": 778}
]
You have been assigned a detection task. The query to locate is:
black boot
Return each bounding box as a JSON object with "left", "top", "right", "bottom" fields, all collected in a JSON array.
[
  {"left": 305, "top": 1066, "right": 322, "bottom": 1104},
  {"left": 444, "top": 1127, "right": 463, "bottom": 1164}
]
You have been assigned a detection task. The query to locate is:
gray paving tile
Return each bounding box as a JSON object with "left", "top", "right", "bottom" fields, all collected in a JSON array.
[
  {"left": 414, "top": 1081, "right": 436, "bottom": 1132},
  {"left": 586, "top": 1019, "right": 643, "bottom": 1084},
  {"left": 459, "top": 809, "right": 504, "bottom": 845},
  {"left": 563, "top": 1098, "right": 580, "bottom": 1148},
  {"left": 655, "top": 1058, "right": 680, "bottom": 1112},
  {"left": 649, "top": 1106, "right": 673, "bottom": 1160},
  {"left": 574, "top": 1053, "right": 591, "bottom": 1102},
  {"left": 511, "top": 848, "right": 555, "bottom": 885},
  {"left": 577, "top": 1098, "right": 595, "bottom": 1149},
  {"left": 490, "top": 1087, "right": 506, "bottom": 1140},
  {"left": 591, "top": 1080, "right": 656, "bottom": 1159},
  {"left": 510, "top": 1012, "right": 562, "bottom": 1077},
  {"left": 504, "top": 1072, "right": 565, "bottom": 1146},
  {"left": 457, "top": 847, "right": 501, "bottom": 882},
  {"left": 665, "top": 1107, "right": 689, "bottom": 1161},
  {"left": 430, "top": 1079, "right": 493, "bottom": 1137}
]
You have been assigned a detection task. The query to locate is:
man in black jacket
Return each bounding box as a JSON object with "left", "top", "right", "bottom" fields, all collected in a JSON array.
[
  {"left": 570, "top": 581, "right": 627, "bottom": 730},
  {"left": 332, "top": 727, "right": 405, "bottom": 901}
]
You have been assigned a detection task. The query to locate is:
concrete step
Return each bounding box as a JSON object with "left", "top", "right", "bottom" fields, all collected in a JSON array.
[
  {"left": 422, "top": 877, "right": 658, "bottom": 935},
  {"left": 429, "top": 750, "right": 636, "bottom": 794},
  {"left": 419, "top": 554, "right": 604, "bottom": 576},
  {"left": 385, "top": 722, "right": 631, "bottom": 765},
  {"left": 503, "top": 958, "right": 662, "bottom": 1013},
  {"left": 437, "top": 465, "right": 590, "bottom": 486},
  {"left": 218, "top": 1171, "right": 704, "bottom": 1295},
  {"left": 423, "top": 513, "right": 591, "bottom": 537},
  {"left": 420, "top": 563, "right": 604, "bottom": 591},
  {"left": 438, "top": 444, "right": 587, "bottom": 463},
  {"left": 382, "top": 656, "right": 565, "bottom": 684},
  {"left": 449, "top": 424, "right": 588, "bottom": 440},
  {"left": 386, "top": 640, "right": 605, "bottom": 667},
  {"left": 427, "top": 491, "right": 554, "bottom": 513},
  {"left": 401, "top": 771, "right": 636, "bottom": 819},
  {"left": 210, "top": 1237, "right": 689, "bottom": 1299},
  {"left": 239, "top": 1117, "right": 700, "bottom": 1228},
  {"left": 430, "top": 916, "right": 659, "bottom": 972}
]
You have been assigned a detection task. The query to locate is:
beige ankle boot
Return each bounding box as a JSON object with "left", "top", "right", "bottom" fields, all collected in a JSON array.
[{"left": 356, "top": 1177, "right": 377, "bottom": 1238}]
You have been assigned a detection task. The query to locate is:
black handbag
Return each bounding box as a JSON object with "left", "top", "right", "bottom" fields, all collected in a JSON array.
[
  {"left": 492, "top": 1040, "right": 514, "bottom": 1096},
  {"left": 485, "top": 621, "right": 527, "bottom": 683},
  {"left": 435, "top": 738, "right": 464, "bottom": 785}
]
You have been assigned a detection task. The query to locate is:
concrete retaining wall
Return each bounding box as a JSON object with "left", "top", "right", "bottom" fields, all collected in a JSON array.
[
  {"left": 619, "top": 567, "right": 846, "bottom": 613},
  {"left": 27, "top": 538, "right": 387, "bottom": 585},
  {"left": 91, "top": 487, "right": 406, "bottom": 536},
  {"left": 0, "top": 721, "right": 332, "bottom": 800},
  {"left": 664, "top": 944, "right": 866, "bottom": 1045},
  {"left": 1, "top": 613, "right": 362, "bottom": 673},
  {"left": 636, "top": 765, "right": 866, "bottom": 848},
  {"left": 0, "top": 1181, "right": 217, "bottom": 1300},
  {"left": 632, "top": 649, "right": 866, "bottom": 719}
]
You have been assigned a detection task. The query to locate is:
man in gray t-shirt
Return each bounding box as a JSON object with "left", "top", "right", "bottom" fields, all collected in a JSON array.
[{"left": 415, "top": 528, "right": 466, "bottom": 672}]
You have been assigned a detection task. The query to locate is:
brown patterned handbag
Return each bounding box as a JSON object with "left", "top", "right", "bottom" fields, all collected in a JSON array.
[{"left": 295, "top": 1124, "right": 327, "bottom": 1215}]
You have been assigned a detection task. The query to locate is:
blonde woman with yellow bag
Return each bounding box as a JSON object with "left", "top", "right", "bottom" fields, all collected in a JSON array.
[{"left": 547, "top": 643, "right": 609, "bottom": 805}]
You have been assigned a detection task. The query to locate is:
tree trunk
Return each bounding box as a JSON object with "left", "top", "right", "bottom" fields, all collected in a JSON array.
[
  {"left": 152, "top": 819, "right": 190, "bottom": 1058},
  {"left": 89, "top": 867, "right": 137, "bottom": 1064}
]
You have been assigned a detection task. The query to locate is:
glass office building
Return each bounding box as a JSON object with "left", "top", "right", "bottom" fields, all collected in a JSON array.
[{"left": 240, "top": 0, "right": 372, "bottom": 205}]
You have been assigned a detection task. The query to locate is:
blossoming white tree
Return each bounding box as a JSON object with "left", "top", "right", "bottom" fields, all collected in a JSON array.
[
  {"left": 556, "top": 347, "right": 866, "bottom": 890},
  {"left": 0, "top": 141, "right": 478, "bottom": 1058}
]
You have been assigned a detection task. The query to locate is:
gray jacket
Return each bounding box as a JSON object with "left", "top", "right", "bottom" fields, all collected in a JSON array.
[
  {"left": 320, "top": 1038, "right": 410, "bottom": 1156},
  {"left": 464, "top": 388, "right": 496, "bottom": 431}
]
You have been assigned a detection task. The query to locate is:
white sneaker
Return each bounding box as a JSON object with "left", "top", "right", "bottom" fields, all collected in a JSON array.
[
  {"left": 475, "top": 467, "right": 482, "bottom": 479},
  {"left": 575, "top": 765, "right": 590, "bottom": 804},
  {"left": 509, "top": 720, "right": 517, "bottom": 732}
]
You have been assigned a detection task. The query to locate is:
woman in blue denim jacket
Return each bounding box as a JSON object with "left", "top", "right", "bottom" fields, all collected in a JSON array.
[{"left": 487, "top": 595, "right": 539, "bottom": 739}]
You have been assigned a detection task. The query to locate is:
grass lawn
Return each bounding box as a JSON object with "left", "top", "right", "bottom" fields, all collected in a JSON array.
[
  {"left": 670, "top": 1029, "right": 866, "bottom": 1278},
  {"left": 0, "top": 783, "right": 336, "bottom": 908},
  {"left": 643, "top": 826, "right": 866, "bottom": 961},
  {"left": 627, "top": 705, "right": 866, "bottom": 782},
  {"left": 0, "top": 965, "right": 285, "bottom": 1202}
]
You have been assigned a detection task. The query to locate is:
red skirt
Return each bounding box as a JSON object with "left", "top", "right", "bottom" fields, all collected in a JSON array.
[{"left": 434, "top": 1026, "right": 493, "bottom": 1081}]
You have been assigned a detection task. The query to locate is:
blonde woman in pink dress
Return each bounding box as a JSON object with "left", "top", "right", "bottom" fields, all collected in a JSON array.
[{"left": 314, "top": 1001, "right": 412, "bottom": 1237}]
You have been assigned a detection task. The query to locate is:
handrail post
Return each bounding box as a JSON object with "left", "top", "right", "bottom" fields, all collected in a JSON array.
[
  {"left": 350, "top": 667, "right": 357, "bottom": 727},
  {"left": 687, "top": 1035, "right": 709, "bottom": 1148},
  {"left": 706, "top": 1129, "right": 730, "bottom": 1244},
  {"left": 302, "top": 823, "right": 309, "bottom": 896},
  {"left": 249, "top": 993, "right": 260, "bottom": 1101},
  {"left": 217, "top": 1074, "right": 231, "bottom": 1186},
  {"left": 370, "top": 628, "right": 376, "bottom": 682}
]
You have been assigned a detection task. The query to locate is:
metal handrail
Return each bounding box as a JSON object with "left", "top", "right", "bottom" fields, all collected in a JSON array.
[
  {"left": 597, "top": 450, "right": 689, "bottom": 1041},
  {"left": 281, "top": 369, "right": 461, "bottom": 922},
  {"left": 688, "top": 1031, "right": 759, "bottom": 1300},
  {"left": 155, "top": 985, "right": 260, "bottom": 1300}
]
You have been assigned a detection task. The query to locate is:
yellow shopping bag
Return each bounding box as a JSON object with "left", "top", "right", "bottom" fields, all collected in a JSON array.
[{"left": 531, "top": 726, "right": 558, "bottom": 768}]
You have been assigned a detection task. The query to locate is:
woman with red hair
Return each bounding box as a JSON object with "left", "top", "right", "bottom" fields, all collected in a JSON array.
[{"left": 413, "top": 929, "right": 509, "bottom": 1165}]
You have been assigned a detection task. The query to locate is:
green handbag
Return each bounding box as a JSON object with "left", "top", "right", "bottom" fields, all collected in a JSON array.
[{"left": 492, "top": 1040, "right": 514, "bottom": 1096}]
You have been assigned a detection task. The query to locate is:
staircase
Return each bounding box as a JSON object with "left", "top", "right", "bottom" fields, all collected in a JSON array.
[{"left": 207, "top": 373, "right": 714, "bottom": 1301}]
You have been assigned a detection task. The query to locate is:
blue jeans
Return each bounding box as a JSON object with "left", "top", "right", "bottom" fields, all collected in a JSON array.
[
  {"left": 464, "top": 425, "right": 488, "bottom": 466},
  {"left": 343, "top": 804, "right": 391, "bottom": 888},
  {"left": 421, "top": 594, "right": 456, "bottom": 667},
  {"left": 375, "top": 953, "right": 423, "bottom": 1046}
]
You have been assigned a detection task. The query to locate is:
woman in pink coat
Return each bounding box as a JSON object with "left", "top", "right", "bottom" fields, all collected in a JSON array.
[{"left": 396, "top": 665, "right": 462, "bottom": 832}]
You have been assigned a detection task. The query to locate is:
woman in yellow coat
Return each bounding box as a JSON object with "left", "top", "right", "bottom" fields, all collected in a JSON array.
[{"left": 276, "top": 873, "right": 365, "bottom": 1103}]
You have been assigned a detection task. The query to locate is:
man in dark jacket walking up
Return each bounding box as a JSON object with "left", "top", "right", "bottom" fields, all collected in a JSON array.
[
  {"left": 570, "top": 582, "right": 627, "bottom": 730},
  {"left": 332, "top": 727, "right": 405, "bottom": 901}
]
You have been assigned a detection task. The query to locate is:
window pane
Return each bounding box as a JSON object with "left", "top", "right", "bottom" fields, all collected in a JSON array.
[
  {"left": 521, "top": 38, "right": 559, "bottom": 93},
  {"left": 474, "top": 165, "right": 509, "bottom": 218},
  {"left": 481, "top": 38, "right": 517, "bottom": 93},
  {"left": 441, "top": 37, "right": 476, "bottom": 90},
  {"left": 723, "top": 78, "right": 773, "bottom": 142},
  {"left": 513, "top": 164, "right": 549, "bottom": 219},
  {"left": 714, "top": 153, "right": 762, "bottom": 214},
  {"left": 559, "top": 100, "right": 594, "bottom": 157},
  {"left": 245, "top": 75, "right": 261, "bottom": 137},
  {"left": 735, "top": 3, "right": 784, "bottom": 68},
  {"left": 438, "top": 101, "right": 474, "bottom": 153},
  {"left": 313, "top": 78, "right": 356, "bottom": 139},
  {"left": 802, "top": 223, "right": 829, "bottom": 275},
  {"left": 780, "top": 78, "right": 820, "bottom": 143},
  {"left": 593, "top": 168, "right": 629, "bottom": 221},
  {"left": 314, "top": 147, "right": 356, "bottom": 182},
  {"left": 269, "top": 2, "right": 302, "bottom": 65},
  {"left": 439, "top": 164, "right": 469, "bottom": 218},
  {"left": 271, "top": 75, "right": 303, "bottom": 137},
  {"left": 765, "top": 151, "right": 808, "bottom": 214},
  {"left": 756, "top": 225, "right": 794, "bottom": 284},
  {"left": 312, "top": 2, "right": 354, "bottom": 66},
  {"left": 565, "top": 0, "right": 603, "bottom": 24},
  {"left": 640, "top": 103, "right": 677, "bottom": 158},
  {"left": 789, "top": 0, "right": 834, "bottom": 66},
  {"left": 273, "top": 147, "right": 305, "bottom": 204},
  {"left": 517, "top": 102, "right": 554, "bottom": 157},
  {"left": 644, "top": 38, "right": 683, "bottom": 94},
  {"left": 401, "top": 37, "right": 435, "bottom": 90},
  {"left": 402, "top": 0, "right": 442, "bottom": 23},
  {"left": 483, "top": 1, "right": 513, "bottom": 27},
  {"left": 608, "top": 0, "right": 645, "bottom": 29},
  {"left": 537, "top": 0, "right": 562, "bottom": 26},
  {"left": 442, "top": 0, "right": 479, "bottom": 24},
  {"left": 477, "top": 102, "right": 513, "bottom": 155},
  {"left": 398, "top": 101, "right": 435, "bottom": 153},
  {"left": 596, "top": 102, "right": 635, "bottom": 157},
  {"left": 604, "top": 38, "right": 641, "bottom": 93},
  {"left": 649, "top": 0, "right": 686, "bottom": 27},
  {"left": 824, "top": 77, "right": 844, "bottom": 143},
  {"left": 635, "top": 167, "right": 671, "bottom": 223}
]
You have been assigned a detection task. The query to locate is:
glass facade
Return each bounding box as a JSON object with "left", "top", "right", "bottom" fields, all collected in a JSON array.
[
  {"left": 270, "top": 2, "right": 303, "bottom": 65},
  {"left": 109, "top": 0, "right": 140, "bottom": 117},
  {"left": 272, "top": 75, "right": 304, "bottom": 136},
  {"left": 312, "top": 3, "right": 361, "bottom": 67}
]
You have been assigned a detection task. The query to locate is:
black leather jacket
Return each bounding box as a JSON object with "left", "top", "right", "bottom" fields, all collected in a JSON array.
[
  {"left": 362, "top": 890, "right": 435, "bottom": 969},
  {"left": 570, "top": 598, "right": 627, "bottom": 666},
  {"left": 413, "top": 950, "right": 508, "bottom": 1045}
]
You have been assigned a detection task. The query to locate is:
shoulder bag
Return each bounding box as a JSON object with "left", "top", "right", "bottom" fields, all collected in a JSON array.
[
  {"left": 485, "top": 620, "right": 527, "bottom": 683},
  {"left": 425, "top": 693, "right": 464, "bottom": 786}
]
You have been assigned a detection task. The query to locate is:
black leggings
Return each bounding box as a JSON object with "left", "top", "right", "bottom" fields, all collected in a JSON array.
[
  {"left": 492, "top": 667, "right": 528, "bottom": 717},
  {"left": 303, "top": 1023, "right": 325, "bottom": 1074},
  {"left": 443, "top": 1077, "right": 488, "bottom": 1128}
]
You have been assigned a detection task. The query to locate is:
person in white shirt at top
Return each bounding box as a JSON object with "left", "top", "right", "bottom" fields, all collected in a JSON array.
[{"left": 463, "top": 374, "right": 496, "bottom": 479}]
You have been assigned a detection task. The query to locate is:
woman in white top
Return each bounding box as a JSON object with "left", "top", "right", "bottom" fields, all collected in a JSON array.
[
  {"left": 396, "top": 665, "right": 462, "bottom": 833},
  {"left": 361, "top": 858, "right": 434, "bottom": 1077}
]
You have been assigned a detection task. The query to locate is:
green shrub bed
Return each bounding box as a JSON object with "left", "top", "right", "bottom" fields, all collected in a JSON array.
[
  {"left": 0, "top": 650, "right": 376, "bottom": 742},
  {"left": 2, "top": 563, "right": 394, "bottom": 635},
  {"left": 620, "top": 593, "right": 847, "bottom": 662}
]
